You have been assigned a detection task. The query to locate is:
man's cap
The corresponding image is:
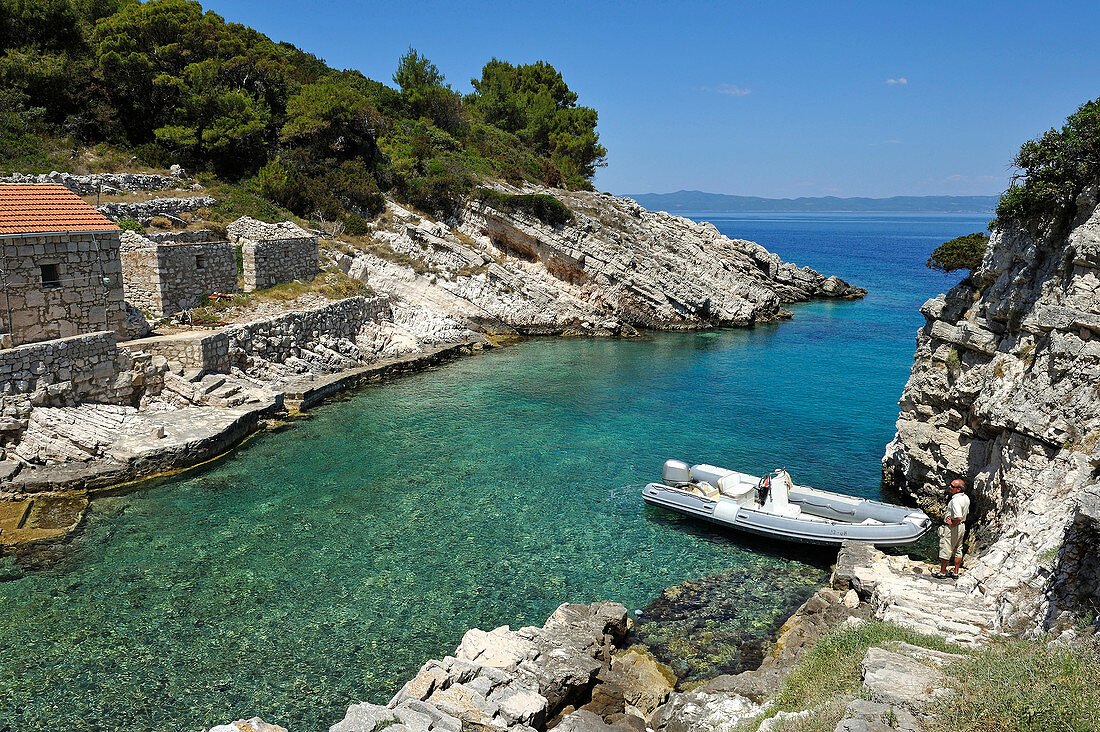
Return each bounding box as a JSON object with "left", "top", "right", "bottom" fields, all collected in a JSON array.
[{"left": 950, "top": 479, "right": 966, "bottom": 490}]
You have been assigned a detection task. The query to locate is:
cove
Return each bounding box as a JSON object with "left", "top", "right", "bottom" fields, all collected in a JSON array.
[{"left": 0, "top": 213, "right": 988, "bottom": 732}]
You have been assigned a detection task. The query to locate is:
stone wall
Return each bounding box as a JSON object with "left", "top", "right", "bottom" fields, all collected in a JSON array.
[
  {"left": 0, "top": 171, "right": 186, "bottom": 195},
  {"left": 225, "top": 296, "right": 389, "bottom": 371},
  {"left": 120, "top": 231, "right": 238, "bottom": 315},
  {"left": 98, "top": 196, "right": 214, "bottom": 225},
  {"left": 0, "top": 331, "right": 120, "bottom": 402},
  {"left": 129, "top": 331, "right": 230, "bottom": 374},
  {"left": 128, "top": 297, "right": 390, "bottom": 375},
  {"left": 145, "top": 230, "right": 217, "bottom": 244},
  {"left": 0, "top": 230, "right": 127, "bottom": 346},
  {"left": 228, "top": 217, "right": 319, "bottom": 291}
]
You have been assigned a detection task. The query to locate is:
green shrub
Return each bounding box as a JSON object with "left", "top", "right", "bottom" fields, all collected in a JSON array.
[
  {"left": 945, "top": 347, "right": 962, "bottom": 372},
  {"left": 474, "top": 188, "right": 573, "bottom": 226},
  {"left": 343, "top": 212, "right": 372, "bottom": 235},
  {"left": 927, "top": 232, "right": 989, "bottom": 273},
  {"left": 993, "top": 97, "right": 1100, "bottom": 232},
  {"left": 114, "top": 217, "right": 145, "bottom": 234}
]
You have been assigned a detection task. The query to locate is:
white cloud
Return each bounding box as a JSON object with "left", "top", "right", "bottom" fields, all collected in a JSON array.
[
  {"left": 885, "top": 77, "right": 908, "bottom": 85},
  {"left": 714, "top": 83, "right": 751, "bottom": 96}
]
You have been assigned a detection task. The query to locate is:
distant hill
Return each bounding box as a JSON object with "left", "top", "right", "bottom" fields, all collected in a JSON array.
[{"left": 625, "top": 190, "right": 999, "bottom": 214}]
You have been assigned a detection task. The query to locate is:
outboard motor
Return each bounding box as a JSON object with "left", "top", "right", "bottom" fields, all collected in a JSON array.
[{"left": 662, "top": 459, "right": 691, "bottom": 485}]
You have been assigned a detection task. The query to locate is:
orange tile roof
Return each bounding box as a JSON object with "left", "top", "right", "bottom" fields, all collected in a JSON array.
[{"left": 0, "top": 184, "right": 120, "bottom": 235}]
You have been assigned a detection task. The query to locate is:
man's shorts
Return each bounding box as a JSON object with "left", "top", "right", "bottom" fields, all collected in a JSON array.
[{"left": 939, "top": 522, "right": 966, "bottom": 561}]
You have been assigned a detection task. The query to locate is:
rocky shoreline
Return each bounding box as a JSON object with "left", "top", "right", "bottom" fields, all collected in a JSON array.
[
  {"left": 0, "top": 335, "right": 488, "bottom": 562},
  {"left": 205, "top": 541, "right": 981, "bottom": 732}
]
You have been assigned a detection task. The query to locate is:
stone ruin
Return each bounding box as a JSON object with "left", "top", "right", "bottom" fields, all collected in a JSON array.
[
  {"left": 227, "top": 216, "right": 319, "bottom": 292},
  {"left": 119, "top": 230, "right": 238, "bottom": 316}
]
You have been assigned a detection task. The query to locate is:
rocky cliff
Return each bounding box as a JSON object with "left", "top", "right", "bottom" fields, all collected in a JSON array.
[
  {"left": 333, "top": 186, "right": 864, "bottom": 335},
  {"left": 882, "top": 187, "right": 1100, "bottom": 632}
]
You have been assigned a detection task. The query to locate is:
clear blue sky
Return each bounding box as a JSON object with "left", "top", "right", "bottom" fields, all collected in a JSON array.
[{"left": 202, "top": 0, "right": 1100, "bottom": 198}]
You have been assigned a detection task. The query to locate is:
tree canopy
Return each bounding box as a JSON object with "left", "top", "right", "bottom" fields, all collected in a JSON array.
[
  {"left": 993, "top": 96, "right": 1100, "bottom": 233},
  {"left": 0, "top": 0, "right": 606, "bottom": 222}
]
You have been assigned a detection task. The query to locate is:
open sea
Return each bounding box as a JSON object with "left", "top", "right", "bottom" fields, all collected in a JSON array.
[{"left": 0, "top": 212, "right": 987, "bottom": 732}]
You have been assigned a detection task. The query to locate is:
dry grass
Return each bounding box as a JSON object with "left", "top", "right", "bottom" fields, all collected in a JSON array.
[{"left": 186, "top": 268, "right": 373, "bottom": 325}]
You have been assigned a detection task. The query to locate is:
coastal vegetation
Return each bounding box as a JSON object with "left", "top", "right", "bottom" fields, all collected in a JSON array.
[
  {"left": 993, "top": 96, "right": 1100, "bottom": 233},
  {"left": 0, "top": 0, "right": 601, "bottom": 221},
  {"left": 746, "top": 621, "right": 1100, "bottom": 732},
  {"left": 746, "top": 620, "right": 959, "bottom": 731},
  {"left": 473, "top": 187, "right": 574, "bottom": 226},
  {"left": 926, "top": 232, "right": 990, "bottom": 273}
]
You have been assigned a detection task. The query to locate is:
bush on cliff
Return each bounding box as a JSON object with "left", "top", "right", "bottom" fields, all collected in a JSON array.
[
  {"left": 927, "top": 232, "right": 989, "bottom": 273},
  {"left": 993, "top": 96, "right": 1100, "bottom": 232},
  {"left": 474, "top": 188, "right": 574, "bottom": 227}
]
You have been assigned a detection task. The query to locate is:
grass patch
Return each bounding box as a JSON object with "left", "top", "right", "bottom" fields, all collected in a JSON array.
[
  {"left": 742, "top": 621, "right": 962, "bottom": 731},
  {"left": 474, "top": 188, "right": 574, "bottom": 227},
  {"left": 945, "top": 347, "right": 962, "bottom": 372},
  {"left": 938, "top": 638, "right": 1100, "bottom": 732},
  {"left": 1016, "top": 343, "right": 1036, "bottom": 365},
  {"left": 189, "top": 268, "right": 372, "bottom": 323}
]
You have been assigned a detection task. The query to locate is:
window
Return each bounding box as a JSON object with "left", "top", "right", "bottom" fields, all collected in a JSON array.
[
  {"left": 40, "top": 263, "right": 61, "bottom": 289},
  {"left": 195, "top": 254, "right": 206, "bottom": 270}
]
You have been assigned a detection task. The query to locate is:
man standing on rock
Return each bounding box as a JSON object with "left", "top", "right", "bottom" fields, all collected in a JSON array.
[{"left": 936, "top": 479, "right": 970, "bottom": 579}]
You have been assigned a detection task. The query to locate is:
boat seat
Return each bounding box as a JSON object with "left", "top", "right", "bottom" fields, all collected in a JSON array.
[
  {"left": 718, "top": 474, "right": 757, "bottom": 507},
  {"left": 689, "top": 482, "right": 720, "bottom": 499}
]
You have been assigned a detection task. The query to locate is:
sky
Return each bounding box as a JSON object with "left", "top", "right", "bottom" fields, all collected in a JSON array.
[{"left": 201, "top": 0, "right": 1100, "bottom": 198}]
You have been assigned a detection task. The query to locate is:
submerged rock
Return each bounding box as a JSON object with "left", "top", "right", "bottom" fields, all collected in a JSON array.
[
  {"left": 209, "top": 718, "right": 287, "bottom": 732},
  {"left": 632, "top": 563, "right": 826, "bottom": 681}
]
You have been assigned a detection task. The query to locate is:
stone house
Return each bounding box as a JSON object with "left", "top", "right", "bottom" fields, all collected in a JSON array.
[
  {"left": 227, "top": 216, "right": 319, "bottom": 291},
  {"left": 120, "top": 230, "right": 238, "bottom": 316},
  {"left": 0, "top": 184, "right": 126, "bottom": 347}
]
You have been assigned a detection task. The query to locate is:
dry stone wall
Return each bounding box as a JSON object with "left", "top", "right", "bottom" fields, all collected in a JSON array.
[
  {"left": 128, "top": 331, "right": 230, "bottom": 374},
  {"left": 227, "top": 217, "right": 319, "bottom": 291},
  {"left": 0, "top": 331, "right": 119, "bottom": 402},
  {"left": 120, "top": 231, "right": 238, "bottom": 315},
  {"left": 0, "top": 230, "right": 127, "bottom": 345},
  {"left": 0, "top": 171, "right": 187, "bottom": 195},
  {"left": 225, "top": 296, "right": 389, "bottom": 375},
  {"left": 98, "top": 196, "right": 214, "bottom": 224}
]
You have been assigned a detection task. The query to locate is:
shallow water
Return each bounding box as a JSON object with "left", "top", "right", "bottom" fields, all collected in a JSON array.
[{"left": 0, "top": 213, "right": 987, "bottom": 732}]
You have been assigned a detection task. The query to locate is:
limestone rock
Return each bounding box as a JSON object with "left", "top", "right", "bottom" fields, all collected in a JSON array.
[
  {"left": 882, "top": 194, "right": 1100, "bottom": 630},
  {"left": 861, "top": 647, "right": 952, "bottom": 709},
  {"left": 341, "top": 191, "right": 863, "bottom": 337},
  {"left": 608, "top": 646, "right": 675, "bottom": 715},
  {"left": 209, "top": 718, "right": 286, "bottom": 732},
  {"left": 648, "top": 689, "right": 762, "bottom": 732}
]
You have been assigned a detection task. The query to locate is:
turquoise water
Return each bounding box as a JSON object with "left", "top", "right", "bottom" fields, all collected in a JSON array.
[{"left": 0, "top": 213, "right": 986, "bottom": 732}]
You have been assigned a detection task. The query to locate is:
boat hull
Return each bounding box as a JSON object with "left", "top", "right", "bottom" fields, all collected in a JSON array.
[{"left": 642, "top": 482, "right": 930, "bottom": 547}]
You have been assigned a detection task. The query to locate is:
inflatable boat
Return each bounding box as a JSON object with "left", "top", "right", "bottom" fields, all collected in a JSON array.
[{"left": 643, "top": 460, "right": 931, "bottom": 547}]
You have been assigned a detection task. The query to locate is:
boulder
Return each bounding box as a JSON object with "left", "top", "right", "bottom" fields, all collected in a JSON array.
[{"left": 209, "top": 718, "right": 286, "bottom": 732}]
